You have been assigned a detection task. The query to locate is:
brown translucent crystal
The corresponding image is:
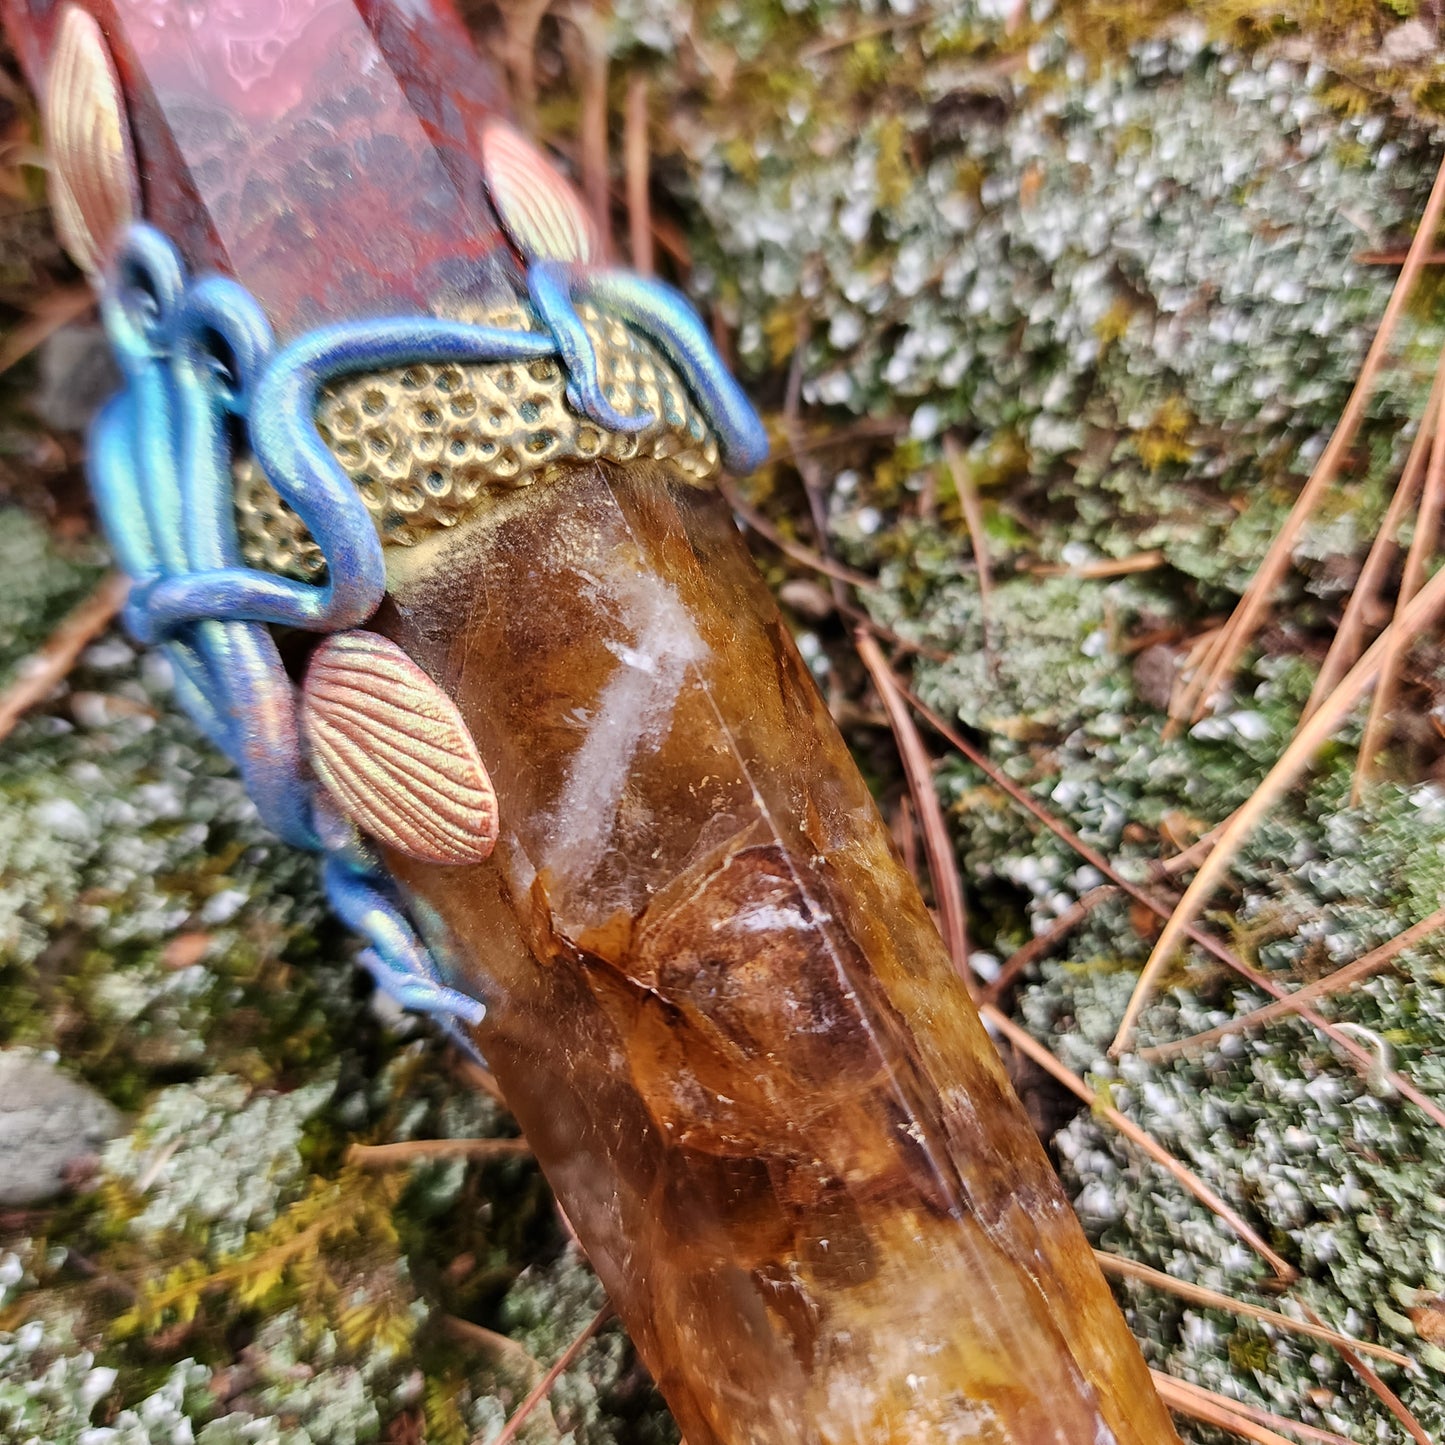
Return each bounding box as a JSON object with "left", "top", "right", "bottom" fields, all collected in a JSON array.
[{"left": 379, "top": 461, "right": 1179, "bottom": 1445}]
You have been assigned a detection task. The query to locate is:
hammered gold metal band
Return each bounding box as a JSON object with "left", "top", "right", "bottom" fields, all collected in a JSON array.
[{"left": 236, "top": 304, "right": 722, "bottom": 581}]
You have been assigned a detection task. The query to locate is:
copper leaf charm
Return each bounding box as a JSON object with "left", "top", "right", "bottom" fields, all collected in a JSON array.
[
  {"left": 302, "top": 631, "right": 498, "bottom": 864},
  {"left": 44, "top": 5, "right": 140, "bottom": 277},
  {"left": 479, "top": 119, "right": 598, "bottom": 265}
]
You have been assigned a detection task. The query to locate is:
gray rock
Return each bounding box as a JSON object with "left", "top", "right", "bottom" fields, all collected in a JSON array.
[
  {"left": 0, "top": 1050, "right": 124, "bottom": 1205},
  {"left": 32, "top": 324, "right": 122, "bottom": 435}
]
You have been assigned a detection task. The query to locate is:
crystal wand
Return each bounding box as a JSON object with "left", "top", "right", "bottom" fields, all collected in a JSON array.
[{"left": 4, "top": 0, "right": 1181, "bottom": 1438}]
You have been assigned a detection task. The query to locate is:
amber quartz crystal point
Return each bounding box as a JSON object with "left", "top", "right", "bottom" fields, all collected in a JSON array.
[
  {"left": 4, "top": 0, "right": 1181, "bottom": 1437},
  {"left": 382, "top": 466, "right": 1177, "bottom": 1445}
]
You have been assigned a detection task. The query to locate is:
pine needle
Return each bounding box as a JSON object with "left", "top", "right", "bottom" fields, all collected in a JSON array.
[
  {"left": 717, "top": 476, "right": 876, "bottom": 589},
  {"left": 1354, "top": 368, "right": 1445, "bottom": 796},
  {"left": 1151, "top": 1373, "right": 1359, "bottom": 1445},
  {"left": 345, "top": 1138, "right": 531, "bottom": 1168},
  {"left": 1171, "top": 152, "right": 1445, "bottom": 727},
  {"left": 0, "top": 572, "right": 128, "bottom": 744},
  {"left": 856, "top": 630, "right": 971, "bottom": 979},
  {"left": 1304, "top": 348, "right": 1445, "bottom": 718},
  {"left": 1095, "top": 1251, "right": 1412, "bottom": 1367},
  {"left": 1143, "top": 905, "right": 1445, "bottom": 1063},
  {"left": 1113, "top": 556, "right": 1445, "bottom": 1055},
  {"left": 486, "top": 1302, "right": 613, "bottom": 1445},
  {"left": 624, "top": 74, "right": 652, "bottom": 276},
  {"left": 899, "top": 683, "right": 1439, "bottom": 1118},
  {"left": 0, "top": 284, "right": 95, "bottom": 376},
  {"left": 981, "top": 886, "right": 1115, "bottom": 1006},
  {"left": 981, "top": 1004, "right": 1297, "bottom": 1280},
  {"left": 943, "top": 433, "right": 996, "bottom": 661}
]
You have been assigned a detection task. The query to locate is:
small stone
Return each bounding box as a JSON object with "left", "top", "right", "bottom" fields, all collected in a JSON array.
[
  {"left": 0, "top": 1049, "right": 124, "bottom": 1205},
  {"left": 1131, "top": 643, "right": 1179, "bottom": 712},
  {"left": 32, "top": 324, "right": 122, "bottom": 434}
]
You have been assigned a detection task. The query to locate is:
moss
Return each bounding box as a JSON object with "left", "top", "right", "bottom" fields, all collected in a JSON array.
[
  {"left": 0, "top": 507, "right": 104, "bottom": 685},
  {"left": 599, "top": 5, "right": 1445, "bottom": 1436},
  {"left": 0, "top": 617, "right": 659, "bottom": 1439}
]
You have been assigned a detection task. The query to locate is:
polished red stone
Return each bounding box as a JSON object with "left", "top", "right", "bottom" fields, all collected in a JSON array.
[{"left": 4, "top": 0, "right": 516, "bottom": 331}]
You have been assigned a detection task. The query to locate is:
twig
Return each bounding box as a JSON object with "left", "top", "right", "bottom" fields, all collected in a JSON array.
[
  {"left": 0, "top": 284, "right": 95, "bottom": 376},
  {"left": 981, "top": 1004, "right": 1296, "bottom": 1279},
  {"left": 1172, "top": 153, "right": 1445, "bottom": 726},
  {"left": 943, "top": 434, "right": 996, "bottom": 660},
  {"left": 782, "top": 321, "right": 848, "bottom": 610},
  {"left": 894, "top": 793, "right": 919, "bottom": 882},
  {"left": 1151, "top": 1373, "right": 1359, "bottom": 1445},
  {"left": 624, "top": 74, "right": 652, "bottom": 276},
  {"left": 1095, "top": 1251, "right": 1412, "bottom": 1367},
  {"left": 1024, "top": 550, "right": 1168, "bottom": 580},
  {"left": 133, "top": 1139, "right": 181, "bottom": 1196},
  {"left": 495, "top": 0, "right": 552, "bottom": 127},
  {"left": 0, "top": 572, "right": 129, "bottom": 745},
  {"left": 1157, "top": 830, "right": 1222, "bottom": 878},
  {"left": 773, "top": 416, "right": 905, "bottom": 458},
  {"left": 847, "top": 606, "right": 952, "bottom": 664},
  {"left": 442, "top": 1315, "right": 544, "bottom": 1380},
  {"left": 899, "top": 684, "right": 1442, "bottom": 1121},
  {"left": 1355, "top": 249, "right": 1445, "bottom": 265},
  {"left": 562, "top": 6, "right": 611, "bottom": 261},
  {"left": 453, "top": 1056, "right": 508, "bottom": 1105},
  {"left": 1305, "top": 348, "right": 1445, "bottom": 719},
  {"left": 717, "top": 477, "right": 876, "bottom": 590},
  {"left": 1355, "top": 369, "right": 1445, "bottom": 795},
  {"left": 798, "top": 9, "right": 935, "bottom": 59},
  {"left": 981, "top": 886, "right": 1115, "bottom": 1007},
  {"left": 1144, "top": 906, "right": 1445, "bottom": 1062},
  {"left": 856, "top": 630, "right": 970, "bottom": 978},
  {"left": 345, "top": 1138, "right": 532, "bottom": 1168},
  {"left": 1114, "top": 556, "right": 1445, "bottom": 1055},
  {"left": 486, "top": 1302, "right": 614, "bottom": 1445}
]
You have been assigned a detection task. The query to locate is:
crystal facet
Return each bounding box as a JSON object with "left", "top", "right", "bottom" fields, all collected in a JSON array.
[{"left": 378, "top": 462, "right": 1178, "bottom": 1445}]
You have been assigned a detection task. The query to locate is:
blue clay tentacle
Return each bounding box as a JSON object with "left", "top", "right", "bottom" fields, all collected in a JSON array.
[
  {"left": 211, "top": 621, "right": 319, "bottom": 849},
  {"left": 527, "top": 261, "right": 653, "bottom": 434},
  {"left": 87, "top": 220, "right": 766, "bottom": 1035},
  {"left": 573, "top": 269, "right": 770, "bottom": 474},
  {"left": 168, "top": 276, "right": 275, "bottom": 572},
  {"left": 89, "top": 392, "right": 159, "bottom": 580},
  {"left": 165, "top": 640, "right": 231, "bottom": 754},
  {"left": 322, "top": 855, "right": 485, "bottom": 1025}
]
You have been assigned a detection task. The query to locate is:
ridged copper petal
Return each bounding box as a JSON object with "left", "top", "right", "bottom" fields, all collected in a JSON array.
[
  {"left": 479, "top": 119, "right": 597, "bottom": 264},
  {"left": 44, "top": 5, "right": 140, "bottom": 276},
  {"left": 301, "top": 632, "right": 498, "bottom": 865}
]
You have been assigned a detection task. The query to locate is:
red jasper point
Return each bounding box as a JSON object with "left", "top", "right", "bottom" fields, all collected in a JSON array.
[{"left": 5, "top": 0, "right": 517, "bottom": 333}]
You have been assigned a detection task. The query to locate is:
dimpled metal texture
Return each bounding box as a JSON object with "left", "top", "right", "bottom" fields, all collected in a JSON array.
[{"left": 235, "top": 303, "right": 720, "bottom": 576}]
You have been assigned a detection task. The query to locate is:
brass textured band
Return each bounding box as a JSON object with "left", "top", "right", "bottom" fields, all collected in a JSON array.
[{"left": 236, "top": 303, "right": 721, "bottom": 579}]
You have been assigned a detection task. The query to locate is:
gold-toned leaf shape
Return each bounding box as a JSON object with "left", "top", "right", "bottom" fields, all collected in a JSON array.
[
  {"left": 44, "top": 5, "right": 140, "bottom": 276},
  {"left": 479, "top": 119, "right": 597, "bottom": 265},
  {"left": 301, "top": 631, "right": 498, "bottom": 865}
]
